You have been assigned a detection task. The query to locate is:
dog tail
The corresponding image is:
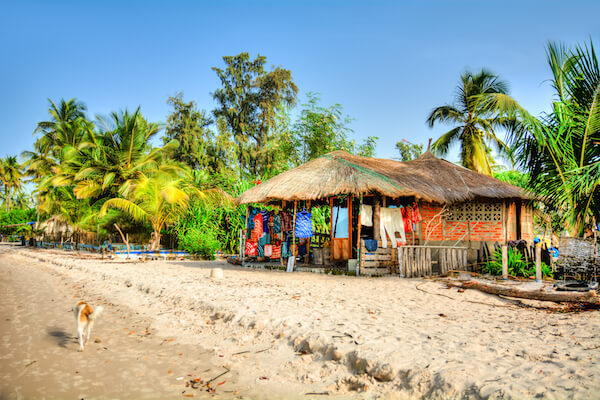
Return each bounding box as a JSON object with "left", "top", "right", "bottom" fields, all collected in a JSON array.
[{"left": 89, "top": 306, "right": 103, "bottom": 320}]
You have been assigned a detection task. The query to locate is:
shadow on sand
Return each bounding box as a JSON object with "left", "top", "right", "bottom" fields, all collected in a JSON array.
[{"left": 47, "top": 327, "right": 75, "bottom": 348}]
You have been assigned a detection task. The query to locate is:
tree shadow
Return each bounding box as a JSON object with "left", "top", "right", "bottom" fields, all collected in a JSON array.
[{"left": 47, "top": 327, "right": 75, "bottom": 348}]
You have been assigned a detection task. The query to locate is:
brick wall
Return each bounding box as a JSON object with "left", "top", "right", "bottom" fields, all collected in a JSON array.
[{"left": 419, "top": 201, "right": 512, "bottom": 243}]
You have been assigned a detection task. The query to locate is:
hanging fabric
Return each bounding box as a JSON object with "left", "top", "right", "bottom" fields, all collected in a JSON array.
[
  {"left": 380, "top": 207, "right": 406, "bottom": 248},
  {"left": 360, "top": 204, "right": 373, "bottom": 227},
  {"left": 251, "top": 214, "right": 263, "bottom": 241},
  {"left": 280, "top": 211, "right": 293, "bottom": 232},
  {"left": 295, "top": 210, "right": 313, "bottom": 238}
]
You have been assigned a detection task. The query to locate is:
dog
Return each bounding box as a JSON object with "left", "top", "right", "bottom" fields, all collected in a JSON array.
[{"left": 72, "top": 301, "right": 103, "bottom": 351}]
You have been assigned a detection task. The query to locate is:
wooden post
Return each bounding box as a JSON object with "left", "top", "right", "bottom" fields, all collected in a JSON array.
[
  {"left": 502, "top": 245, "right": 508, "bottom": 280},
  {"left": 373, "top": 195, "right": 381, "bottom": 242},
  {"left": 348, "top": 195, "right": 352, "bottom": 261},
  {"left": 329, "top": 197, "right": 334, "bottom": 263},
  {"left": 281, "top": 200, "right": 286, "bottom": 266},
  {"left": 356, "top": 194, "right": 363, "bottom": 276},
  {"left": 306, "top": 200, "right": 312, "bottom": 264},
  {"left": 535, "top": 245, "right": 542, "bottom": 282},
  {"left": 292, "top": 200, "right": 298, "bottom": 262},
  {"left": 242, "top": 205, "right": 249, "bottom": 264}
]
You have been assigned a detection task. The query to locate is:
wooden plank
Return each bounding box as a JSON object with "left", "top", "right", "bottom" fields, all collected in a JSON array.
[{"left": 426, "top": 247, "right": 432, "bottom": 276}]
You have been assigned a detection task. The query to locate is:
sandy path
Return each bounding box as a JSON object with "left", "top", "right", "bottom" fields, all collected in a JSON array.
[
  {"left": 0, "top": 245, "right": 237, "bottom": 400},
  {"left": 1, "top": 245, "right": 599, "bottom": 399}
]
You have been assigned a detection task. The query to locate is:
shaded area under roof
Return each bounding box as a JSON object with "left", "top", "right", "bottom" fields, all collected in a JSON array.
[{"left": 236, "top": 150, "right": 528, "bottom": 205}]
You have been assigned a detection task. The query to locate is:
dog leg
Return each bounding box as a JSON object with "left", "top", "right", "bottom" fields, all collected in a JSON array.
[
  {"left": 85, "top": 321, "right": 94, "bottom": 345},
  {"left": 77, "top": 324, "right": 85, "bottom": 351}
]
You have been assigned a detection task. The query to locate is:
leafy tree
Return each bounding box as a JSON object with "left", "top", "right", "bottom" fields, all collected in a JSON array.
[
  {"left": 212, "top": 52, "right": 298, "bottom": 177},
  {"left": 427, "top": 69, "right": 522, "bottom": 175},
  {"left": 395, "top": 139, "right": 424, "bottom": 161},
  {"left": 509, "top": 40, "right": 600, "bottom": 235},
  {"left": 163, "top": 93, "right": 213, "bottom": 169},
  {"left": 292, "top": 93, "right": 378, "bottom": 163}
]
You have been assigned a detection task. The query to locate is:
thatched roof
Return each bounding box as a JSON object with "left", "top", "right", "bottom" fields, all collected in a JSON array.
[
  {"left": 237, "top": 150, "right": 528, "bottom": 204},
  {"left": 36, "top": 215, "right": 76, "bottom": 237}
]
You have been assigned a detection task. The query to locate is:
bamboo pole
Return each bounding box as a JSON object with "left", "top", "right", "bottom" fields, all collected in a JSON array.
[
  {"left": 348, "top": 196, "right": 352, "bottom": 261},
  {"left": 306, "top": 200, "right": 311, "bottom": 264}
]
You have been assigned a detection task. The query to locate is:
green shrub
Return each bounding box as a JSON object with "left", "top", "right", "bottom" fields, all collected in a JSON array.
[
  {"left": 484, "top": 247, "right": 553, "bottom": 279},
  {"left": 178, "top": 226, "right": 221, "bottom": 259}
]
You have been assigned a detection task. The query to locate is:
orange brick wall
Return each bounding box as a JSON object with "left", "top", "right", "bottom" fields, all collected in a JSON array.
[{"left": 419, "top": 201, "right": 521, "bottom": 244}]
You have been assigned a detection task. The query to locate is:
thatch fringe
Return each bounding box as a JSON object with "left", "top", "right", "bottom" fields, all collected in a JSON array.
[{"left": 237, "top": 150, "right": 527, "bottom": 204}]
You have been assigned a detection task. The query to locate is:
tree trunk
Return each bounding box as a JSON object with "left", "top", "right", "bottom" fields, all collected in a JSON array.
[
  {"left": 113, "top": 224, "right": 130, "bottom": 258},
  {"left": 150, "top": 230, "right": 161, "bottom": 251},
  {"left": 445, "top": 279, "right": 600, "bottom": 305}
]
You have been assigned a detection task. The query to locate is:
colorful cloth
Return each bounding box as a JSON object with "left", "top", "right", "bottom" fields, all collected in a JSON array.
[
  {"left": 271, "top": 244, "right": 281, "bottom": 259},
  {"left": 260, "top": 211, "right": 269, "bottom": 234},
  {"left": 251, "top": 214, "right": 263, "bottom": 242},
  {"left": 245, "top": 241, "right": 257, "bottom": 256},
  {"left": 272, "top": 214, "right": 281, "bottom": 234},
  {"left": 280, "top": 211, "right": 293, "bottom": 232},
  {"left": 295, "top": 210, "right": 313, "bottom": 238},
  {"left": 256, "top": 233, "right": 269, "bottom": 257}
]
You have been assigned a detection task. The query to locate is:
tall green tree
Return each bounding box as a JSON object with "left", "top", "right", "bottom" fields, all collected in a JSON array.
[
  {"left": 163, "top": 93, "right": 213, "bottom": 169},
  {"left": 292, "top": 93, "right": 378, "bottom": 164},
  {"left": 509, "top": 40, "right": 600, "bottom": 235},
  {"left": 395, "top": 140, "right": 424, "bottom": 161},
  {"left": 0, "top": 156, "right": 24, "bottom": 212},
  {"left": 427, "top": 69, "right": 521, "bottom": 175},
  {"left": 212, "top": 52, "right": 298, "bottom": 177}
]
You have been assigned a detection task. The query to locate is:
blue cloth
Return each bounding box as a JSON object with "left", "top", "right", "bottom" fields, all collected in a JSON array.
[
  {"left": 260, "top": 211, "right": 269, "bottom": 234},
  {"left": 295, "top": 210, "right": 313, "bottom": 238},
  {"left": 363, "top": 239, "right": 378, "bottom": 252}
]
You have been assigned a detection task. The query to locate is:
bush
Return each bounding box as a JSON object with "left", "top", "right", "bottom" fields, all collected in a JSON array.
[
  {"left": 178, "top": 226, "right": 221, "bottom": 259},
  {"left": 483, "top": 247, "right": 553, "bottom": 279}
]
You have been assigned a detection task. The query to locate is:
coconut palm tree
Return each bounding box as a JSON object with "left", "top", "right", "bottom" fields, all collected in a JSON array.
[
  {"left": 71, "top": 108, "right": 177, "bottom": 200},
  {"left": 0, "top": 156, "right": 24, "bottom": 212},
  {"left": 426, "top": 69, "right": 522, "bottom": 175},
  {"left": 509, "top": 40, "right": 600, "bottom": 235}
]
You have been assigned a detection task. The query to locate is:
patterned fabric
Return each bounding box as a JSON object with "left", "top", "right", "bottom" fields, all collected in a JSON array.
[
  {"left": 280, "top": 211, "right": 293, "bottom": 232},
  {"left": 264, "top": 244, "right": 273, "bottom": 257},
  {"left": 271, "top": 244, "right": 281, "bottom": 259},
  {"left": 257, "top": 233, "right": 269, "bottom": 257},
  {"left": 272, "top": 214, "right": 281, "bottom": 233},
  {"left": 260, "top": 211, "right": 269, "bottom": 234},
  {"left": 246, "top": 207, "right": 260, "bottom": 239},
  {"left": 245, "top": 241, "right": 257, "bottom": 256},
  {"left": 294, "top": 210, "right": 313, "bottom": 238},
  {"left": 251, "top": 214, "right": 263, "bottom": 242}
]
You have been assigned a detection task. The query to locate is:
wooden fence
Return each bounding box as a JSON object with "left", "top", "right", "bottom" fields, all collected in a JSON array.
[{"left": 399, "top": 245, "right": 468, "bottom": 278}]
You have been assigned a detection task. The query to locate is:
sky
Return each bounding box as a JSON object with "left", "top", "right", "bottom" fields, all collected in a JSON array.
[{"left": 1, "top": 0, "right": 599, "bottom": 164}]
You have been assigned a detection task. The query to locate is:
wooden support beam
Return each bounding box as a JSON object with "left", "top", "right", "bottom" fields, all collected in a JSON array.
[
  {"left": 502, "top": 245, "right": 508, "bottom": 280},
  {"left": 373, "top": 195, "right": 381, "bottom": 242},
  {"left": 535, "top": 245, "right": 542, "bottom": 282},
  {"left": 356, "top": 195, "right": 362, "bottom": 276}
]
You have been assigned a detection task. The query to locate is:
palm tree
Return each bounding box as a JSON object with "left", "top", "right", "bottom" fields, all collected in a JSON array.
[
  {"left": 71, "top": 108, "right": 176, "bottom": 200},
  {"left": 509, "top": 40, "right": 600, "bottom": 235},
  {"left": 33, "top": 98, "right": 91, "bottom": 158},
  {"left": 0, "top": 156, "right": 23, "bottom": 212},
  {"left": 426, "top": 69, "right": 522, "bottom": 175},
  {"left": 99, "top": 167, "right": 196, "bottom": 250}
]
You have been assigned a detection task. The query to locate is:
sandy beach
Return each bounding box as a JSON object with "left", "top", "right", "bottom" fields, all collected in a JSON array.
[{"left": 1, "top": 244, "right": 599, "bottom": 399}]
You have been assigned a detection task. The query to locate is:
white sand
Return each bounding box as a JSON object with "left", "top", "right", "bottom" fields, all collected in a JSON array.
[{"left": 3, "top": 246, "right": 599, "bottom": 399}]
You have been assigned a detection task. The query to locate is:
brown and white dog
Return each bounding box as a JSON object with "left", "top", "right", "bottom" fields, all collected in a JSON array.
[{"left": 72, "top": 301, "right": 103, "bottom": 351}]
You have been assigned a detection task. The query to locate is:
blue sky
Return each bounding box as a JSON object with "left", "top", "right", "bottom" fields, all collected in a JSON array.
[{"left": 1, "top": 0, "right": 598, "bottom": 163}]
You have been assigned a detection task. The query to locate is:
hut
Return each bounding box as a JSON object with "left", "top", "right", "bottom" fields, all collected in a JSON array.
[{"left": 236, "top": 150, "right": 533, "bottom": 277}]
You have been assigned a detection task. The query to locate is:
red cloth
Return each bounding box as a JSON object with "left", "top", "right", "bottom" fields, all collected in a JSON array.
[
  {"left": 251, "top": 214, "right": 263, "bottom": 241},
  {"left": 270, "top": 245, "right": 281, "bottom": 259},
  {"left": 245, "top": 241, "right": 258, "bottom": 256},
  {"left": 410, "top": 202, "right": 422, "bottom": 223},
  {"left": 401, "top": 207, "right": 412, "bottom": 233}
]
